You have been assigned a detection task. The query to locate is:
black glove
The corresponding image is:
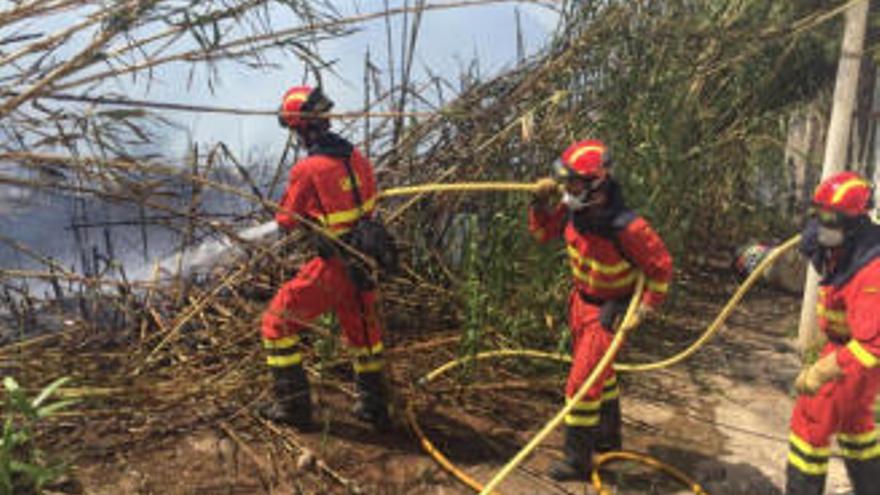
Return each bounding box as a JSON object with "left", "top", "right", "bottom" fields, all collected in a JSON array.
[{"left": 799, "top": 218, "right": 824, "bottom": 273}]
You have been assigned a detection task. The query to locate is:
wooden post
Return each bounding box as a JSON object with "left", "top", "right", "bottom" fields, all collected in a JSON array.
[
  {"left": 798, "top": 0, "right": 870, "bottom": 354},
  {"left": 873, "top": 66, "right": 880, "bottom": 215}
]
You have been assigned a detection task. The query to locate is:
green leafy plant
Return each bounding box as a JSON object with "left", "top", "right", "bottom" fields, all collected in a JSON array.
[
  {"left": 1, "top": 376, "right": 76, "bottom": 495},
  {"left": 455, "top": 198, "right": 569, "bottom": 368}
]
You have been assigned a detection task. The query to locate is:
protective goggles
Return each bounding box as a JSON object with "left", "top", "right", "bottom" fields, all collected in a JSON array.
[
  {"left": 809, "top": 207, "right": 845, "bottom": 227},
  {"left": 552, "top": 159, "right": 606, "bottom": 191}
]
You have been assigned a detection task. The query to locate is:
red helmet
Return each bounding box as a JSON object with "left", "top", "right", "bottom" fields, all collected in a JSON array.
[
  {"left": 278, "top": 85, "right": 334, "bottom": 130},
  {"left": 554, "top": 139, "right": 612, "bottom": 180},
  {"left": 812, "top": 171, "right": 874, "bottom": 222}
]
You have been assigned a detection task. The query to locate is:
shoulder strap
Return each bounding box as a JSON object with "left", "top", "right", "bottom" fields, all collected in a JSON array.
[
  {"left": 339, "top": 154, "right": 364, "bottom": 215},
  {"left": 610, "top": 210, "right": 637, "bottom": 266}
]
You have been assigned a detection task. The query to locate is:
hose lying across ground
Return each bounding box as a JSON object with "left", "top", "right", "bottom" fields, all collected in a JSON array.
[{"left": 387, "top": 180, "right": 802, "bottom": 494}]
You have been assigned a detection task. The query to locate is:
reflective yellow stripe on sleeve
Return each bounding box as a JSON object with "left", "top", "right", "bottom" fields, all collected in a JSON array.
[
  {"left": 846, "top": 340, "right": 879, "bottom": 368},
  {"left": 645, "top": 279, "right": 669, "bottom": 294},
  {"left": 817, "top": 304, "right": 846, "bottom": 324}
]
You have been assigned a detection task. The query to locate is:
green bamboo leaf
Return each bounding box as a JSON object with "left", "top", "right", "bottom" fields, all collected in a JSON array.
[
  {"left": 31, "top": 377, "right": 71, "bottom": 408},
  {"left": 2, "top": 378, "right": 18, "bottom": 394}
]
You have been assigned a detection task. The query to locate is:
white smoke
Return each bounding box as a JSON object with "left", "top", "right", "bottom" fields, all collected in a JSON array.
[{"left": 130, "top": 220, "right": 279, "bottom": 282}]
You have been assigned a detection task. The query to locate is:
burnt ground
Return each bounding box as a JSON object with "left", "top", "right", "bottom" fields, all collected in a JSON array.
[{"left": 27, "top": 261, "right": 866, "bottom": 495}]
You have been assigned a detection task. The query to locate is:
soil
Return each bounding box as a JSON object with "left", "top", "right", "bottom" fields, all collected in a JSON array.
[{"left": 40, "top": 261, "right": 865, "bottom": 495}]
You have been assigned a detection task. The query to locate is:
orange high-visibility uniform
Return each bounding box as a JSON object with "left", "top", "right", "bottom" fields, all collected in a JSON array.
[
  {"left": 261, "top": 134, "right": 383, "bottom": 373},
  {"left": 529, "top": 184, "right": 672, "bottom": 426},
  {"left": 787, "top": 254, "right": 880, "bottom": 494}
]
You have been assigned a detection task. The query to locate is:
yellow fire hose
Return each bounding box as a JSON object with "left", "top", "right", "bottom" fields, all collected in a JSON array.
[
  {"left": 616, "top": 234, "right": 801, "bottom": 372},
  {"left": 381, "top": 182, "right": 539, "bottom": 198},
  {"left": 375, "top": 180, "right": 800, "bottom": 494},
  {"left": 489, "top": 274, "right": 644, "bottom": 494},
  {"left": 592, "top": 451, "right": 710, "bottom": 495},
  {"left": 417, "top": 234, "right": 800, "bottom": 378}
]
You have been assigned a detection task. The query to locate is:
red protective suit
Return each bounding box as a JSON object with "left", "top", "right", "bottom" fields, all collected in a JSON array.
[
  {"left": 787, "top": 255, "right": 880, "bottom": 495},
  {"left": 261, "top": 135, "right": 383, "bottom": 374},
  {"left": 529, "top": 185, "right": 672, "bottom": 427}
]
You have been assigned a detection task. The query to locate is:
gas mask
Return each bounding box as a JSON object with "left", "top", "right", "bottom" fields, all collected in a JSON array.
[
  {"left": 562, "top": 191, "right": 590, "bottom": 211},
  {"left": 810, "top": 208, "right": 850, "bottom": 248},
  {"left": 817, "top": 225, "right": 845, "bottom": 248},
  {"left": 561, "top": 175, "right": 607, "bottom": 212},
  {"left": 800, "top": 213, "right": 850, "bottom": 276}
]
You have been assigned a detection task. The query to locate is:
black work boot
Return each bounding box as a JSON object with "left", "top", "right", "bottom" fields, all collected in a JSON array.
[
  {"left": 844, "top": 457, "right": 880, "bottom": 495},
  {"left": 549, "top": 425, "right": 597, "bottom": 481},
  {"left": 785, "top": 462, "right": 826, "bottom": 495},
  {"left": 352, "top": 371, "right": 391, "bottom": 432},
  {"left": 596, "top": 398, "right": 622, "bottom": 453},
  {"left": 259, "top": 364, "right": 318, "bottom": 432}
]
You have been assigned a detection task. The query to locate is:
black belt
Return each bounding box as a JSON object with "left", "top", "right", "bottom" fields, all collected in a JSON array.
[
  {"left": 311, "top": 230, "right": 352, "bottom": 259},
  {"left": 579, "top": 291, "right": 632, "bottom": 331},
  {"left": 578, "top": 290, "right": 607, "bottom": 306}
]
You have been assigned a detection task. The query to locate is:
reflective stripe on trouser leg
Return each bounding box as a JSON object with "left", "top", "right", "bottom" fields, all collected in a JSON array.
[
  {"left": 601, "top": 375, "right": 619, "bottom": 402},
  {"left": 597, "top": 377, "right": 621, "bottom": 453},
  {"left": 596, "top": 375, "right": 622, "bottom": 452},
  {"left": 351, "top": 341, "right": 385, "bottom": 373},
  {"left": 787, "top": 372, "right": 836, "bottom": 495},
  {"left": 261, "top": 334, "right": 312, "bottom": 426},
  {"left": 263, "top": 335, "right": 308, "bottom": 399},
  {"left": 838, "top": 430, "right": 880, "bottom": 461},
  {"left": 263, "top": 335, "right": 304, "bottom": 368},
  {"left": 352, "top": 365, "right": 390, "bottom": 428},
  {"left": 565, "top": 397, "right": 601, "bottom": 427},
  {"left": 785, "top": 432, "right": 828, "bottom": 495},
  {"left": 839, "top": 430, "right": 880, "bottom": 495}
]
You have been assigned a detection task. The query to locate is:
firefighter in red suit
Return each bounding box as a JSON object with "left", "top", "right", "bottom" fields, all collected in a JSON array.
[
  {"left": 259, "top": 85, "right": 390, "bottom": 432},
  {"left": 787, "top": 171, "right": 880, "bottom": 495},
  {"left": 529, "top": 139, "right": 673, "bottom": 480}
]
